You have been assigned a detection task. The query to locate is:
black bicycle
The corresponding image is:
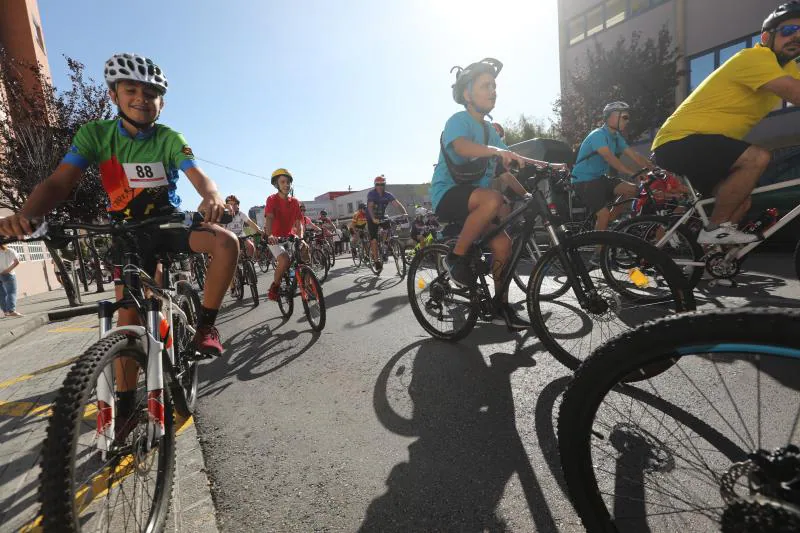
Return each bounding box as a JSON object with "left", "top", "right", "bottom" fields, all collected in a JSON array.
[
  {"left": 1, "top": 211, "right": 228, "bottom": 532},
  {"left": 558, "top": 307, "right": 800, "bottom": 532},
  {"left": 231, "top": 236, "right": 259, "bottom": 306},
  {"left": 273, "top": 236, "right": 326, "bottom": 331},
  {"left": 406, "top": 164, "right": 696, "bottom": 369}
]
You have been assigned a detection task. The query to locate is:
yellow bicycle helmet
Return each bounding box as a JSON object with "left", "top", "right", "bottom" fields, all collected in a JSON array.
[{"left": 271, "top": 168, "right": 293, "bottom": 187}]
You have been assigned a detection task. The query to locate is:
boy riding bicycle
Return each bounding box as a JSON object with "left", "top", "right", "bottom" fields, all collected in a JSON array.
[
  {"left": 430, "top": 57, "right": 560, "bottom": 329},
  {"left": 225, "top": 194, "right": 262, "bottom": 257},
  {"left": 264, "top": 168, "right": 310, "bottom": 301},
  {"left": 367, "top": 175, "right": 407, "bottom": 272}
]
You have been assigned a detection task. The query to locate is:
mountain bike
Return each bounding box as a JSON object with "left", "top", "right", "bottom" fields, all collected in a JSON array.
[
  {"left": 1, "top": 211, "right": 225, "bottom": 532},
  {"left": 255, "top": 239, "right": 275, "bottom": 273},
  {"left": 614, "top": 173, "right": 800, "bottom": 289},
  {"left": 366, "top": 218, "right": 392, "bottom": 275},
  {"left": 273, "top": 236, "right": 326, "bottom": 331},
  {"left": 557, "top": 307, "right": 800, "bottom": 532},
  {"left": 189, "top": 252, "right": 207, "bottom": 290},
  {"left": 303, "top": 231, "right": 330, "bottom": 284},
  {"left": 406, "top": 165, "right": 695, "bottom": 369},
  {"left": 230, "top": 236, "right": 259, "bottom": 306}
]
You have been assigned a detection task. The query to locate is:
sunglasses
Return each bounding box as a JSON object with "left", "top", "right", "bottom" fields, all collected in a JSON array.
[{"left": 777, "top": 24, "right": 800, "bottom": 38}]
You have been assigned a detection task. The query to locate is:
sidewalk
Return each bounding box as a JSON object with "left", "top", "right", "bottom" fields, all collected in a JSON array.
[
  {"left": 0, "top": 287, "right": 111, "bottom": 350},
  {"left": 0, "top": 314, "right": 219, "bottom": 532}
]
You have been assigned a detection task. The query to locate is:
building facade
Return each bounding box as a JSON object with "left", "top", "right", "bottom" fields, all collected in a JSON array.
[
  {"left": 0, "top": 0, "right": 57, "bottom": 297},
  {"left": 558, "top": 0, "right": 799, "bottom": 150}
]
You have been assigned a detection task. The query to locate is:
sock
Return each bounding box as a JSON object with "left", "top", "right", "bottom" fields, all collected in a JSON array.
[
  {"left": 116, "top": 390, "right": 136, "bottom": 419},
  {"left": 198, "top": 306, "right": 219, "bottom": 328}
]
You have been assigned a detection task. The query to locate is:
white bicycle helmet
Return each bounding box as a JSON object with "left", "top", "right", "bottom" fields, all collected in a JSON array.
[
  {"left": 603, "top": 101, "right": 630, "bottom": 119},
  {"left": 416, "top": 207, "right": 429, "bottom": 217},
  {"left": 104, "top": 53, "right": 168, "bottom": 94}
]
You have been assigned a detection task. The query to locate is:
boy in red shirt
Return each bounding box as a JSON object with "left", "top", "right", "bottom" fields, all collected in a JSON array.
[{"left": 263, "top": 169, "right": 308, "bottom": 301}]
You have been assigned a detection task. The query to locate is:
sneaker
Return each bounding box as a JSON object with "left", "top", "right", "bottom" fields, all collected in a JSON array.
[
  {"left": 491, "top": 303, "right": 531, "bottom": 331},
  {"left": 268, "top": 282, "right": 280, "bottom": 301},
  {"left": 5, "top": 311, "right": 23, "bottom": 317},
  {"left": 191, "top": 325, "right": 224, "bottom": 357},
  {"left": 442, "top": 253, "right": 476, "bottom": 288},
  {"left": 697, "top": 222, "right": 759, "bottom": 245}
]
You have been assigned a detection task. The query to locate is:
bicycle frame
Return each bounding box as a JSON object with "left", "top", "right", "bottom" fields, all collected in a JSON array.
[{"left": 653, "top": 176, "right": 800, "bottom": 265}]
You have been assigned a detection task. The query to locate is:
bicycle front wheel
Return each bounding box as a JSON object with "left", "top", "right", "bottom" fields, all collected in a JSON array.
[
  {"left": 406, "top": 243, "right": 477, "bottom": 341},
  {"left": 390, "top": 238, "right": 406, "bottom": 278},
  {"left": 245, "top": 259, "right": 259, "bottom": 306},
  {"left": 278, "top": 271, "right": 295, "bottom": 319},
  {"left": 310, "top": 248, "right": 329, "bottom": 283},
  {"left": 558, "top": 307, "right": 800, "bottom": 533},
  {"left": 40, "top": 333, "right": 176, "bottom": 532},
  {"left": 173, "top": 281, "right": 201, "bottom": 417},
  {"left": 299, "top": 265, "right": 326, "bottom": 331},
  {"left": 527, "top": 230, "right": 695, "bottom": 370}
]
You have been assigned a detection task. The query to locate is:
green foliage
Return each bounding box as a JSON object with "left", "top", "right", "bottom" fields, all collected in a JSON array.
[
  {"left": 554, "top": 26, "right": 684, "bottom": 147},
  {"left": 501, "top": 114, "right": 558, "bottom": 146},
  {"left": 0, "top": 52, "right": 113, "bottom": 222}
]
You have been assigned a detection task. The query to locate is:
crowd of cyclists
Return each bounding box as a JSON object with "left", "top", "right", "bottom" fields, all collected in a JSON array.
[{"left": 0, "top": 2, "right": 799, "bottom": 531}]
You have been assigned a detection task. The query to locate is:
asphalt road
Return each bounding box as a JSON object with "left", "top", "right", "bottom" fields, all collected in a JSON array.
[{"left": 194, "top": 252, "right": 800, "bottom": 532}]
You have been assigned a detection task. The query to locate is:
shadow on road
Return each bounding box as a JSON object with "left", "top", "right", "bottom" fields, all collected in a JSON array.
[
  {"left": 361, "top": 334, "right": 562, "bottom": 532},
  {"left": 325, "top": 274, "right": 403, "bottom": 310}
]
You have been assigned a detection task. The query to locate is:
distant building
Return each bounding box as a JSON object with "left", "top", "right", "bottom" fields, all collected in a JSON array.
[{"left": 0, "top": 0, "right": 57, "bottom": 297}]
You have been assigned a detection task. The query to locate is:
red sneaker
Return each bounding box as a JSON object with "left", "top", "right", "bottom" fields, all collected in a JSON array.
[
  {"left": 191, "top": 325, "right": 223, "bottom": 357},
  {"left": 268, "top": 283, "right": 280, "bottom": 301}
]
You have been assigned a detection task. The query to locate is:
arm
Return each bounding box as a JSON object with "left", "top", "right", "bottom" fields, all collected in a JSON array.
[
  {"left": 392, "top": 199, "right": 408, "bottom": 215},
  {"left": 761, "top": 75, "right": 800, "bottom": 106},
  {"left": 243, "top": 214, "right": 262, "bottom": 234},
  {"left": 184, "top": 167, "right": 226, "bottom": 223},
  {"left": 596, "top": 146, "right": 636, "bottom": 177},
  {"left": 623, "top": 147, "right": 655, "bottom": 171},
  {"left": 294, "top": 218, "right": 304, "bottom": 239},
  {"left": 1, "top": 258, "right": 19, "bottom": 275},
  {"left": 263, "top": 213, "right": 274, "bottom": 240},
  {"left": 367, "top": 201, "right": 378, "bottom": 222}
]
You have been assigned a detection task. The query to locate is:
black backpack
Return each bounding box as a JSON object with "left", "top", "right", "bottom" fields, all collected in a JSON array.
[{"left": 439, "top": 121, "right": 492, "bottom": 185}]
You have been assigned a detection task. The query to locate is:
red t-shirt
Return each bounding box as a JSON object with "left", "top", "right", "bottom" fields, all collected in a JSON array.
[{"left": 265, "top": 193, "right": 302, "bottom": 237}]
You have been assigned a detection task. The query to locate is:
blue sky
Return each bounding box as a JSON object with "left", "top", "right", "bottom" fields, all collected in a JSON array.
[{"left": 39, "top": 0, "right": 561, "bottom": 211}]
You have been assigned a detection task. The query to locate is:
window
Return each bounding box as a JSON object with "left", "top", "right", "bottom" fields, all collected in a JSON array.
[
  {"left": 27, "top": 242, "right": 45, "bottom": 261},
  {"left": 630, "top": 0, "right": 650, "bottom": 16},
  {"left": 586, "top": 6, "right": 604, "bottom": 37},
  {"left": 8, "top": 243, "right": 26, "bottom": 262},
  {"left": 32, "top": 18, "right": 45, "bottom": 54},
  {"left": 719, "top": 40, "right": 747, "bottom": 65},
  {"left": 605, "top": 0, "right": 626, "bottom": 28},
  {"left": 347, "top": 202, "right": 353, "bottom": 214},
  {"left": 689, "top": 53, "right": 715, "bottom": 92},
  {"left": 568, "top": 17, "right": 586, "bottom": 45}
]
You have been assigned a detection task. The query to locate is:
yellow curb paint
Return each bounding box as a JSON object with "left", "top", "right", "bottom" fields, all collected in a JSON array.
[
  {"left": 0, "top": 357, "right": 79, "bottom": 390},
  {"left": 18, "top": 415, "right": 195, "bottom": 532}
]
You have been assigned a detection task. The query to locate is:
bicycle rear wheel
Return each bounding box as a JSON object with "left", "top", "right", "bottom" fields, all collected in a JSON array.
[
  {"left": 258, "top": 247, "right": 272, "bottom": 273},
  {"left": 527, "top": 230, "right": 695, "bottom": 370},
  {"left": 245, "top": 259, "right": 259, "bottom": 306},
  {"left": 277, "top": 271, "right": 294, "bottom": 318},
  {"left": 310, "top": 248, "right": 329, "bottom": 283},
  {"left": 192, "top": 256, "right": 206, "bottom": 291},
  {"left": 558, "top": 307, "right": 800, "bottom": 533},
  {"left": 351, "top": 244, "right": 362, "bottom": 268},
  {"left": 390, "top": 238, "right": 406, "bottom": 278},
  {"left": 172, "top": 281, "right": 201, "bottom": 417},
  {"left": 406, "top": 243, "right": 477, "bottom": 341},
  {"left": 299, "top": 265, "right": 326, "bottom": 331},
  {"left": 40, "top": 333, "right": 176, "bottom": 532}
]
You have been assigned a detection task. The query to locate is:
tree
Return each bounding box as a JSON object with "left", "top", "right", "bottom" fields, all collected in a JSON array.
[
  {"left": 501, "top": 114, "right": 558, "bottom": 146},
  {"left": 554, "top": 26, "right": 684, "bottom": 148},
  {"left": 0, "top": 52, "right": 114, "bottom": 303}
]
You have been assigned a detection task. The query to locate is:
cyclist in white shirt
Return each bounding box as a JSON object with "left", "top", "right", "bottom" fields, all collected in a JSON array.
[{"left": 225, "top": 195, "right": 261, "bottom": 257}]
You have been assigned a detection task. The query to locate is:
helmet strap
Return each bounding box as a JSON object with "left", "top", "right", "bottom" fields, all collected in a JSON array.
[{"left": 117, "top": 107, "right": 158, "bottom": 133}]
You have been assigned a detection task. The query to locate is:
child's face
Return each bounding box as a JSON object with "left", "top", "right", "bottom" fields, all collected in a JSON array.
[
  {"left": 111, "top": 80, "right": 164, "bottom": 124},
  {"left": 277, "top": 175, "right": 292, "bottom": 194},
  {"left": 465, "top": 72, "right": 496, "bottom": 113}
]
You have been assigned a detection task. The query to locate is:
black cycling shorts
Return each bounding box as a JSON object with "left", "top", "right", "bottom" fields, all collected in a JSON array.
[
  {"left": 653, "top": 134, "right": 751, "bottom": 197},
  {"left": 435, "top": 184, "right": 477, "bottom": 222},
  {"left": 366, "top": 219, "right": 391, "bottom": 240},
  {"left": 574, "top": 176, "right": 624, "bottom": 215},
  {"left": 110, "top": 212, "right": 195, "bottom": 279}
]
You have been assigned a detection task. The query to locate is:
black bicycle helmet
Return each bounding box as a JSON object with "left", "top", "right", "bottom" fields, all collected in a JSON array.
[
  {"left": 451, "top": 58, "right": 503, "bottom": 105},
  {"left": 763, "top": 1, "right": 800, "bottom": 32}
]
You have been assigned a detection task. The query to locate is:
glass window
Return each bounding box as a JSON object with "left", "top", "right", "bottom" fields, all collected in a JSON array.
[
  {"left": 8, "top": 243, "right": 26, "bottom": 262},
  {"left": 568, "top": 16, "right": 585, "bottom": 45},
  {"left": 586, "top": 6, "right": 604, "bottom": 37},
  {"left": 631, "top": 0, "right": 649, "bottom": 16},
  {"left": 605, "top": 0, "right": 626, "bottom": 27},
  {"left": 689, "top": 53, "right": 715, "bottom": 92},
  {"left": 347, "top": 202, "right": 353, "bottom": 214},
  {"left": 719, "top": 40, "right": 746, "bottom": 65}
]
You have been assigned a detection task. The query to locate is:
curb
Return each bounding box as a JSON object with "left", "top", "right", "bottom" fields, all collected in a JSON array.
[
  {"left": 0, "top": 314, "right": 49, "bottom": 350},
  {"left": 47, "top": 303, "right": 99, "bottom": 322}
]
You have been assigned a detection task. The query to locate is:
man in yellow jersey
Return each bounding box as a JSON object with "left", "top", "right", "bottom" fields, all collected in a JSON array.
[{"left": 652, "top": 2, "right": 800, "bottom": 244}]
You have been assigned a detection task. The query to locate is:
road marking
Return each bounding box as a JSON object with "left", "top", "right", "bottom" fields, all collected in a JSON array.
[
  {"left": 48, "top": 318, "right": 98, "bottom": 333},
  {"left": 19, "top": 415, "right": 194, "bottom": 533},
  {"left": 0, "top": 356, "right": 79, "bottom": 390}
]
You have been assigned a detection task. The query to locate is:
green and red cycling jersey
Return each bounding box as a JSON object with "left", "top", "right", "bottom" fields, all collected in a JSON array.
[{"left": 62, "top": 119, "right": 197, "bottom": 219}]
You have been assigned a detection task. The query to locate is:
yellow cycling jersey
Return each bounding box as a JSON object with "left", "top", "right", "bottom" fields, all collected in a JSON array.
[
  {"left": 352, "top": 211, "right": 367, "bottom": 227},
  {"left": 652, "top": 45, "right": 800, "bottom": 149}
]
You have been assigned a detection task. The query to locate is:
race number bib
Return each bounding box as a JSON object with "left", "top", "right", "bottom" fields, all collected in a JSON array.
[{"left": 122, "top": 162, "right": 168, "bottom": 189}]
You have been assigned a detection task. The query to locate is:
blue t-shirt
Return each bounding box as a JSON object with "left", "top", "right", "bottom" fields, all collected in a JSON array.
[
  {"left": 367, "top": 189, "right": 396, "bottom": 219},
  {"left": 430, "top": 111, "right": 507, "bottom": 211},
  {"left": 571, "top": 126, "right": 629, "bottom": 183}
]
